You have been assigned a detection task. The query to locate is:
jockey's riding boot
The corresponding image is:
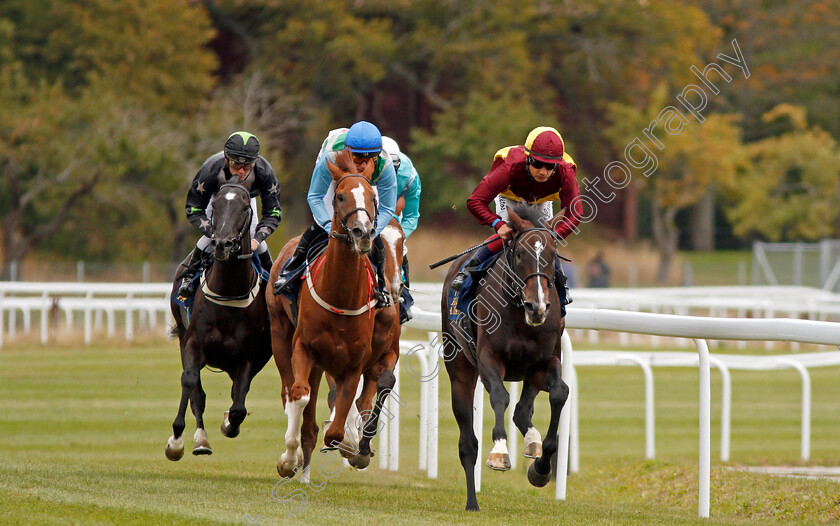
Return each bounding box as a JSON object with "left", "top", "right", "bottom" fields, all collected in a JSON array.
[
  {"left": 257, "top": 250, "right": 273, "bottom": 274},
  {"left": 401, "top": 254, "right": 411, "bottom": 289},
  {"left": 373, "top": 236, "right": 393, "bottom": 309},
  {"left": 451, "top": 252, "right": 482, "bottom": 292},
  {"left": 177, "top": 246, "right": 204, "bottom": 297},
  {"left": 273, "top": 227, "right": 318, "bottom": 294},
  {"left": 555, "top": 261, "right": 572, "bottom": 306}
]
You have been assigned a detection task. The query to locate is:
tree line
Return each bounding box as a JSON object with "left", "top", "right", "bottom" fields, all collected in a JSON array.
[{"left": 1, "top": 0, "right": 838, "bottom": 280}]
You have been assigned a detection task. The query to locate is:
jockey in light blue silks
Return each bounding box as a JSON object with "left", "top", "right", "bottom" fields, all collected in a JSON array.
[
  {"left": 273, "top": 121, "right": 397, "bottom": 308},
  {"left": 381, "top": 136, "right": 422, "bottom": 323}
]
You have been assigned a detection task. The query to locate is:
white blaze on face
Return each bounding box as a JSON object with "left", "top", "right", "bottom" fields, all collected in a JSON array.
[
  {"left": 534, "top": 240, "right": 546, "bottom": 308},
  {"left": 350, "top": 183, "right": 372, "bottom": 231},
  {"left": 224, "top": 192, "right": 236, "bottom": 201}
]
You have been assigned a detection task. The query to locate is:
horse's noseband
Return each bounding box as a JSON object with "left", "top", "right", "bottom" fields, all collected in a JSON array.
[{"left": 331, "top": 174, "right": 378, "bottom": 244}]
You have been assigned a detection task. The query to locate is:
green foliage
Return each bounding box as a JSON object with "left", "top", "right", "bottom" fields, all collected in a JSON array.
[
  {"left": 723, "top": 105, "right": 840, "bottom": 241},
  {"left": 410, "top": 92, "right": 544, "bottom": 213}
]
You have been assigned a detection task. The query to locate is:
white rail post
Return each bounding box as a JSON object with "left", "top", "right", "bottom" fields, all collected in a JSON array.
[
  {"left": 388, "top": 360, "right": 400, "bottom": 471},
  {"left": 556, "top": 331, "right": 573, "bottom": 500},
  {"left": 507, "top": 381, "right": 519, "bottom": 470},
  {"left": 473, "top": 377, "right": 484, "bottom": 492},
  {"left": 427, "top": 333, "right": 439, "bottom": 479},
  {"left": 695, "top": 338, "right": 711, "bottom": 519}
]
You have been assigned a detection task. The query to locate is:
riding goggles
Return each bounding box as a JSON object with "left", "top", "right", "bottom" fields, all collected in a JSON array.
[{"left": 528, "top": 158, "right": 557, "bottom": 171}]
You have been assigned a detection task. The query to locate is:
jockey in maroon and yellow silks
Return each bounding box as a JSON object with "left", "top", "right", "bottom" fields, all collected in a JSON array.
[{"left": 452, "top": 126, "right": 580, "bottom": 309}]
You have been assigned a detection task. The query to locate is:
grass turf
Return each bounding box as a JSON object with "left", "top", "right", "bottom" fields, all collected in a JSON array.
[{"left": 1, "top": 340, "right": 839, "bottom": 525}]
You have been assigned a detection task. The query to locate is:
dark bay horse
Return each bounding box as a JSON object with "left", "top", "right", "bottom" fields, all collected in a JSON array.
[
  {"left": 165, "top": 183, "right": 272, "bottom": 460},
  {"left": 441, "top": 208, "right": 568, "bottom": 511},
  {"left": 266, "top": 150, "right": 399, "bottom": 480}
]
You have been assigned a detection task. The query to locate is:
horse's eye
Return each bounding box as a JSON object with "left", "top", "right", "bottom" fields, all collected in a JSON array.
[
  {"left": 337, "top": 194, "right": 345, "bottom": 202},
  {"left": 516, "top": 252, "right": 522, "bottom": 261}
]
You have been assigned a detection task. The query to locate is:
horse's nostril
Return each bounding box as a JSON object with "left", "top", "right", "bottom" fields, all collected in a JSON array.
[
  {"left": 368, "top": 228, "right": 376, "bottom": 239},
  {"left": 352, "top": 227, "right": 364, "bottom": 238},
  {"left": 523, "top": 301, "right": 535, "bottom": 313},
  {"left": 545, "top": 303, "right": 551, "bottom": 312}
]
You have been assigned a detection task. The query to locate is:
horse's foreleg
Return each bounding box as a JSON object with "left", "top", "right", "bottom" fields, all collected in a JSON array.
[
  {"left": 513, "top": 381, "right": 542, "bottom": 459},
  {"left": 353, "top": 352, "right": 399, "bottom": 469},
  {"left": 447, "top": 360, "right": 481, "bottom": 511},
  {"left": 190, "top": 376, "right": 211, "bottom": 455},
  {"left": 298, "top": 367, "right": 323, "bottom": 483},
  {"left": 222, "top": 360, "right": 256, "bottom": 439},
  {"left": 478, "top": 356, "right": 511, "bottom": 471},
  {"left": 166, "top": 340, "right": 202, "bottom": 461},
  {"left": 323, "top": 370, "right": 364, "bottom": 455},
  {"left": 528, "top": 357, "right": 568, "bottom": 488},
  {"left": 278, "top": 341, "right": 315, "bottom": 478}
]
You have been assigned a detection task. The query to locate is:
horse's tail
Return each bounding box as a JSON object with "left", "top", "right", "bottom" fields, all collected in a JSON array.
[{"left": 168, "top": 323, "right": 183, "bottom": 341}]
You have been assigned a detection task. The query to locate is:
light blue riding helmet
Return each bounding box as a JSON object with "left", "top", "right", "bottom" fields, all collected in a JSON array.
[{"left": 345, "top": 121, "right": 382, "bottom": 155}]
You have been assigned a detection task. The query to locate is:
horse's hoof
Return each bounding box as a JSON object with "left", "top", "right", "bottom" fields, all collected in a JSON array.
[
  {"left": 486, "top": 452, "right": 511, "bottom": 471},
  {"left": 165, "top": 435, "right": 185, "bottom": 461},
  {"left": 522, "top": 442, "right": 542, "bottom": 459},
  {"left": 527, "top": 461, "right": 551, "bottom": 487},
  {"left": 348, "top": 454, "right": 371, "bottom": 470},
  {"left": 277, "top": 453, "right": 297, "bottom": 478},
  {"left": 192, "top": 429, "right": 212, "bottom": 455}
]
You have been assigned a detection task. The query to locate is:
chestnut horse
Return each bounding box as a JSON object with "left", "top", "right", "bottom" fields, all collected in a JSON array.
[
  {"left": 441, "top": 207, "right": 568, "bottom": 511},
  {"left": 323, "top": 216, "right": 404, "bottom": 466},
  {"left": 166, "top": 183, "right": 272, "bottom": 460},
  {"left": 266, "top": 150, "right": 399, "bottom": 479}
]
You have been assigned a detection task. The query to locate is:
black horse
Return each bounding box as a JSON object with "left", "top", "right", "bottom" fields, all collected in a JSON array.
[
  {"left": 441, "top": 207, "right": 569, "bottom": 511},
  {"left": 165, "top": 183, "right": 273, "bottom": 460}
]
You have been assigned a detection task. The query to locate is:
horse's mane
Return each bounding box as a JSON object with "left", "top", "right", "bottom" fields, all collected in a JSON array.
[{"left": 507, "top": 202, "right": 543, "bottom": 229}]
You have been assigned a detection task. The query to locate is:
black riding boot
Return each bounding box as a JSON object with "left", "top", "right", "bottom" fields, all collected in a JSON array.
[
  {"left": 372, "top": 236, "right": 393, "bottom": 309},
  {"left": 274, "top": 223, "right": 321, "bottom": 294},
  {"left": 451, "top": 251, "right": 483, "bottom": 292},
  {"left": 401, "top": 254, "right": 411, "bottom": 289},
  {"left": 176, "top": 246, "right": 204, "bottom": 297},
  {"left": 257, "top": 249, "right": 273, "bottom": 274},
  {"left": 555, "top": 260, "right": 572, "bottom": 306}
]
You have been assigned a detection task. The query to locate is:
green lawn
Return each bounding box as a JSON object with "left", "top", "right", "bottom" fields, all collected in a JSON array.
[{"left": 1, "top": 341, "right": 839, "bottom": 525}]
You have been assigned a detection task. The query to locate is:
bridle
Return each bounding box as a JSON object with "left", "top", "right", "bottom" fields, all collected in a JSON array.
[
  {"left": 503, "top": 227, "right": 556, "bottom": 306},
  {"left": 329, "top": 174, "right": 378, "bottom": 244},
  {"left": 215, "top": 183, "right": 253, "bottom": 259},
  {"left": 201, "top": 183, "right": 260, "bottom": 305}
]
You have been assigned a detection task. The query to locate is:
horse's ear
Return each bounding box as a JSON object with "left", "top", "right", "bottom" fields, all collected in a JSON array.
[
  {"left": 327, "top": 151, "right": 349, "bottom": 182},
  {"left": 507, "top": 208, "right": 528, "bottom": 232}
]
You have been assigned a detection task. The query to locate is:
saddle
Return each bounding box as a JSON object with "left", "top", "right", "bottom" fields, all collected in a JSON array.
[
  {"left": 171, "top": 254, "right": 270, "bottom": 322},
  {"left": 445, "top": 252, "right": 504, "bottom": 363}
]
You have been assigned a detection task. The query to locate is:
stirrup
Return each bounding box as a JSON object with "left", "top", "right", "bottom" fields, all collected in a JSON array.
[
  {"left": 178, "top": 275, "right": 197, "bottom": 297},
  {"left": 451, "top": 271, "right": 468, "bottom": 292},
  {"left": 375, "top": 290, "right": 393, "bottom": 309}
]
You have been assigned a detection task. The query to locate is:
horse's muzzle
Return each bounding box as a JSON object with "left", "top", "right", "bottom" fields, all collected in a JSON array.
[{"left": 211, "top": 238, "right": 236, "bottom": 262}]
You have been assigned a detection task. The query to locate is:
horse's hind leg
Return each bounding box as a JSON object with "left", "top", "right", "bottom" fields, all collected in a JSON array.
[
  {"left": 513, "top": 381, "right": 542, "bottom": 458},
  {"left": 478, "top": 356, "right": 511, "bottom": 471},
  {"left": 222, "top": 361, "right": 256, "bottom": 438},
  {"left": 446, "top": 354, "right": 481, "bottom": 511},
  {"left": 190, "top": 376, "right": 212, "bottom": 455},
  {"left": 166, "top": 339, "right": 202, "bottom": 461},
  {"left": 527, "top": 357, "right": 568, "bottom": 488}
]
